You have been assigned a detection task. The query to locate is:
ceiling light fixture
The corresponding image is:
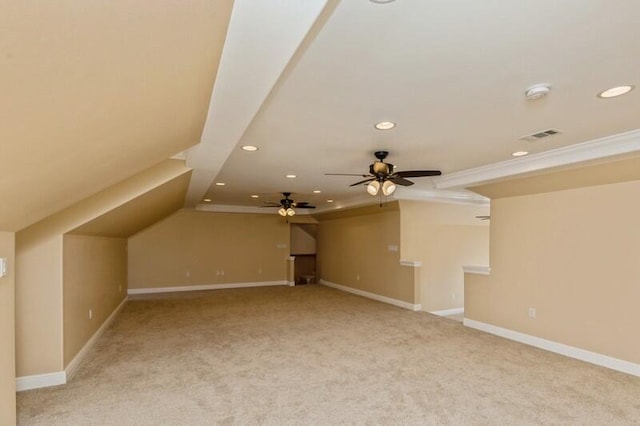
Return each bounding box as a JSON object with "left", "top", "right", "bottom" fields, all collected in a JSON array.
[
  {"left": 278, "top": 207, "right": 296, "bottom": 217},
  {"left": 241, "top": 145, "right": 259, "bottom": 152},
  {"left": 203, "top": 198, "right": 212, "bottom": 202},
  {"left": 251, "top": 195, "right": 259, "bottom": 198},
  {"left": 374, "top": 121, "right": 396, "bottom": 130},
  {"left": 598, "top": 85, "right": 634, "bottom": 98},
  {"left": 313, "top": 190, "right": 321, "bottom": 194},
  {"left": 215, "top": 182, "right": 225, "bottom": 186},
  {"left": 369, "top": 0, "right": 396, "bottom": 3},
  {"left": 327, "top": 199, "right": 334, "bottom": 203},
  {"left": 285, "top": 174, "right": 297, "bottom": 179},
  {"left": 525, "top": 83, "right": 551, "bottom": 100},
  {"left": 367, "top": 179, "right": 397, "bottom": 196},
  {"left": 512, "top": 151, "right": 529, "bottom": 157}
]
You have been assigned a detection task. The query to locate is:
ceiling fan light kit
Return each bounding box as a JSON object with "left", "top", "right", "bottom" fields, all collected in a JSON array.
[
  {"left": 265, "top": 192, "right": 314, "bottom": 217},
  {"left": 326, "top": 151, "right": 441, "bottom": 200}
]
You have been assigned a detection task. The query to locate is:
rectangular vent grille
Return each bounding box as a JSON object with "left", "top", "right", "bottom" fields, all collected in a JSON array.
[{"left": 519, "top": 129, "right": 561, "bottom": 142}]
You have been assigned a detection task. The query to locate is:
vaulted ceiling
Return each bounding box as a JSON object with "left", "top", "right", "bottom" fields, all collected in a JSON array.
[
  {"left": 189, "top": 0, "right": 640, "bottom": 212},
  {"left": 3, "top": 1, "right": 640, "bottom": 231}
]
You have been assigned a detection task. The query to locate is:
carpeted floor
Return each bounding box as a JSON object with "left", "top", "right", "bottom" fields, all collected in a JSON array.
[{"left": 17, "top": 285, "right": 640, "bottom": 425}]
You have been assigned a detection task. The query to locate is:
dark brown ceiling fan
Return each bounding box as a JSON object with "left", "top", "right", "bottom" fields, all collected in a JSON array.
[
  {"left": 326, "top": 151, "right": 441, "bottom": 196},
  {"left": 262, "top": 192, "right": 316, "bottom": 216}
]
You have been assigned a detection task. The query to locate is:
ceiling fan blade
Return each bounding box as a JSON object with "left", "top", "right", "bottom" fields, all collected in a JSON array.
[
  {"left": 262, "top": 202, "right": 282, "bottom": 207},
  {"left": 326, "top": 173, "right": 371, "bottom": 177},
  {"left": 295, "top": 205, "right": 316, "bottom": 209},
  {"left": 389, "top": 176, "right": 414, "bottom": 186},
  {"left": 395, "top": 170, "right": 442, "bottom": 178},
  {"left": 349, "top": 177, "right": 375, "bottom": 186}
]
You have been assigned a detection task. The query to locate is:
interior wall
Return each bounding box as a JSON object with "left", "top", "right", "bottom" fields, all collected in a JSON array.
[
  {"left": 15, "top": 233, "right": 64, "bottom": 377},
  {"left": 0, "top": 232, "right": 16, "bottom": 425},
  {"left": 465, "top": 180, "right": 640, "bottom": 364},
  {"left": 63, "top": 235, "right": 127, "bottom": 367},
  {"left": 316, "top": 203, "right": 416, "bottom": 303},
  {"left": 400, "top": 201, "right": 490, "bottom": 312},
  {"left": 128, "top": 210, "right": 291, "bottom": 289},
  {"left": 15, "top": 160, "right": 189, "bottom": 378},
  {"left": 290, "top": 224, "right": 316, "bottom": 254}
]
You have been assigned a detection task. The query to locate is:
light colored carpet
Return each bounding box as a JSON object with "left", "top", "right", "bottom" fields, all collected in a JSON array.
[{"left": 17, "top": 285, "right": 640, "bottom": 425}]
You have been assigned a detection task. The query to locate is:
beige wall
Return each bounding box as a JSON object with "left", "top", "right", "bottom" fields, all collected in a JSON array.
[
  {"left": 15, "top": 160, "right": 188, "bottom": 378},
  {"left": 15, "top": 233, "right": 64, "bottom": 376},
  {"left": 465, "top": 180, "right": 640, "bottom": 364},
  {"left": 316, "top": 203, "right": 416, "bottom": 304},
  {"left": 400, "top": 201, "right": 489, "bottom": 312},
  {"left": 291, "top": 224, "right": 316, "bottom": 255},
  {"left": 0, "top": 232, "right": 16, "bottom": 425},
  {"left": 63, "top": 235, "right": 127, "bottom": 367},
  {"left": 128, "top": 210, "right": 291, "bottom": 289}
]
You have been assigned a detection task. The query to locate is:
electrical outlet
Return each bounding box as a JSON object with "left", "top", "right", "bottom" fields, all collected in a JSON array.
[
  {"left": 221, "top": 270, "right": 225, "bottom": 276},
  {"left": 528, "top": 308, "right": 536, "bottom": 318},
  {"left": 356, "top": 274, "right": 360, "bottom": 281},
  {"left": 88, "top": 309, "right": 93, "bottom": 320},
  {"left": 185, "top": 270, "right": 191, "bottom": 278},
  {"left": 451, "top": 292, "right": 455, "bottom": 300},
  {"left": 118, "top": 283, "right": 122, "bottom": 293}
]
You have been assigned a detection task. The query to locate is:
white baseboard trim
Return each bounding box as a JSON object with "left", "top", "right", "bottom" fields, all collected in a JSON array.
[
  {"left": 464, "top": 318, "right": 640, "bottom": 378},
  {"left": 128, "top": 280, "right": 288, "bottom": 295},
  {"left": 320, "top": 279, "right": 422, "bottom": 311},
  {"left": 430, "top": 307, "right": 464, "bottom": 316},
  {"left": 16, "top": 297, "right": 130, "bottom": 392},
  {"left": 16, "top": 371, "right": 66, "bottom": 392},
  {"left": 64, "top": 296, "right": 128, "bottom": 381}
]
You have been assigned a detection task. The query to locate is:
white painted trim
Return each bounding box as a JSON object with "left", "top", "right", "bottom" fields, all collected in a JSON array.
[
  {"left": 128, "top": 281, "right": 288, "bottom": 295},
  {"left": 430, "top": 307, "right": 464, "bottom": 316},
  {"left": 312, "top": 194, "right": 381, "bottom": 214},
  {"left": 320, "top": 279, "right": 422, "bottom": 311},
  {"left": 394, "top": 188, "right": 490, "bottom": 206},
  {"left": 64, "top": 297, "right": 128, "bottom": 380},
  {"left": 435, "top": 129, "right": 640, "bottom": 189},
  {"left": 196, "top": 204, "right": 312, "bottom": 215},
  {"left": 288, "top": 281, "right": 295, "bottom": 287},
  {"left": 463, "top": 318, "right": 640, "bottom": 378},
  {"left": 400, "top": 260, "right": 422, "bottom": 267},
  {"left": 463, "top": 265, "right": 491, "bottom": 275},
  {"left": 16, "top": 372, "right": 66, "bottom": 392}
]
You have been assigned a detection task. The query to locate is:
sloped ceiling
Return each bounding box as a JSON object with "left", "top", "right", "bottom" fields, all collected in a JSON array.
[
  {"left": 0, "top": 0, "right": 233, "bottom": 231},
  {"left": 187, "top": 0, "right": 640, "bottom": 210},
  {"left": 69, "top": 171, "right": 192, "bottom": 238}
]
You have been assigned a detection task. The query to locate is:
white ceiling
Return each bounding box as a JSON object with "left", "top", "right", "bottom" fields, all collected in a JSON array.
[{"left": 187, "top": 0, "right": 640, "bottom": 211}]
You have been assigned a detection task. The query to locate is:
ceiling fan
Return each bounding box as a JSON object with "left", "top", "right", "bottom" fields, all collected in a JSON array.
[
  {"left": 326, "top": 151, "right": 441, "bottom": 196},
  {"left": 262, "top": 192, "right": 316, "bottom": 216}
]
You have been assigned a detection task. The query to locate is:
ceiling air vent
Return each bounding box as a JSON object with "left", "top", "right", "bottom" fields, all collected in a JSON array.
[{"left": 519, "top": 129, "right": 561, "bottom": 142}]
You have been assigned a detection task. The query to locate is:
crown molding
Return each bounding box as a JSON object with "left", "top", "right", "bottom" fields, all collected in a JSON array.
[
  {"left": 196, "top": 204, "right": 313, "bottom": 215},
  {"left": 435, "top": 129, "right": 640, "bottom": 189},
  {"left": 393, "top": 188, "right": 490, "bottom": 205}
]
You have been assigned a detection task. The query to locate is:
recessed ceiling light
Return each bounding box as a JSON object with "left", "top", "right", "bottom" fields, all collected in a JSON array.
[
  {"left": 375, "top": 121, "right": 396, "bottom": 130},
  {"left": 369, "top": 0, "right": 396, "bottom": 3},
  {"left": 215, "top": 182, "right": 225, "bottom": 186},
  {"left": 251, "top": 195, "right": 259, "bottom": 198},
  {"left": 313, "top": 190, "right": 321, "bottom": 194},
  {"left": 241, "top": 145, "right": 259, "bottom": 152},
  {"left": 598, "top": 85, "right": 634, "bottom": 98},
  {"left": 203, "top": 198, "right": 212, "bottom": 202},
  {"left": 285, "top": 174, "right": 297, "bottom": 179},
  {"left": 327, "top": 199, "right": 334, "bottom": 203},
  {"left": 512, "top": 151, "right": 529, "bottom": 157}
]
